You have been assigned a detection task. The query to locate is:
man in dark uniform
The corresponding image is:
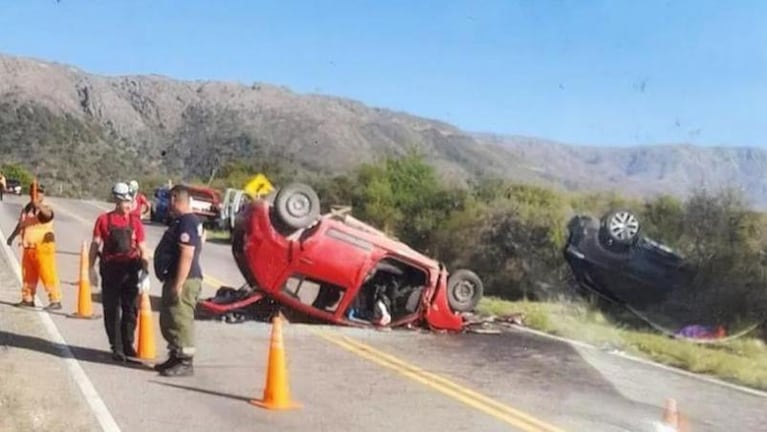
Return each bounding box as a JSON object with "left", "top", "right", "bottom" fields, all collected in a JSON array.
[{"left": 153, "top": 185, "right": 204, "bottom": 377}]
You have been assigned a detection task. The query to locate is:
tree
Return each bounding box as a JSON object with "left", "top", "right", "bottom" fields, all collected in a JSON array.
[
  {"left": 0, "top": 163, "right": 34, "bottom": 192},
  {"left": 351, "top": 151, "right": 460, "bottom": 252}
]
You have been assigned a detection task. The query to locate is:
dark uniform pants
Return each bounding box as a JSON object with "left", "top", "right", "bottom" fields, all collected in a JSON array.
[
  {"left": 100, "top": 260, "right": 141, "bottom": 356},
  {"left": 160, "top": 278, "right": 203, "bottom": 358}
]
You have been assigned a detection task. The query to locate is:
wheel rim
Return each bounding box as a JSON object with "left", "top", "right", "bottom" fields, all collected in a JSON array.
[
  {"left": 286, "top": 192, "right": 312, "bottom": 219},
  {"left": 608, "top": 211, "right": 639, "bottom": 241},
  {"left": 453, "top": 280, "right": 476, "bottom": 304}
]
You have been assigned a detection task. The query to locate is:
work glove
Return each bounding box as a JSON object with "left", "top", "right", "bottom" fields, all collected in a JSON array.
[{"left": 88, "top": 268, "right": 99, "bottom": 288}]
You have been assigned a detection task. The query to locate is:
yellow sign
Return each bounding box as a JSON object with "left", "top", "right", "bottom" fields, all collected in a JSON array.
[{"left": 244, "top": 173, "right": 274, "bottom": 198}]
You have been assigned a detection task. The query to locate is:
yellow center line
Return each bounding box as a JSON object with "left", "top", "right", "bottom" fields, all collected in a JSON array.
[{"left": 312, "top": 329, "right": 566, "bottom": 432}]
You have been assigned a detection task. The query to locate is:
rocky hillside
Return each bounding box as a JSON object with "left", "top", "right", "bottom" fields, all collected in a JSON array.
[{"left": 1, "top": 53, "right": 767, "bottom": 207}]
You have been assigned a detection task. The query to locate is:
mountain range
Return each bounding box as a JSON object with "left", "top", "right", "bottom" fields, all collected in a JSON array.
[{"left": 1, "top": 53, "right": 765, "bottom": 208}]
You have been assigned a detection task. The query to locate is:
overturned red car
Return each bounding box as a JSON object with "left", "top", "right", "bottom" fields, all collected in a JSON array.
[{"left": 199, "top": 183, "right": 484, "bottom": 331}]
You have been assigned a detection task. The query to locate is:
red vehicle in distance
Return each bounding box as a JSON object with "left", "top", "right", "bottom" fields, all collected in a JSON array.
[
  {"left": 152, "top": 184, "right": 223, "bottom": 228},
  {"left": 202, "top": 183, "right": 484, "bottom": 331}
]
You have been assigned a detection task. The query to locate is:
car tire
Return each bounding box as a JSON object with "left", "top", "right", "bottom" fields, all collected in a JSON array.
[
  {"left": 600, "top": 210, "right": 640, "bottom": 246},
  {"left": 273, "top": 183, "right": 321, "bottom": 231},
  {"left": 447, "top": 269, "right": 484, "bottom": 313}
]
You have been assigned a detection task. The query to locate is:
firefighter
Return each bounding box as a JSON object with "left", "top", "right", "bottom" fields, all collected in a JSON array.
[
  {"left": 6, "top": 184, "right": 62, "bottom": 310},
  {"left": 152, "top": 185, "right": 204, "bottom": 377},
  {"left": 127, "top": 180, "right": 149, "bottom": 220},
  {"left": 88, "top": 182, "right": 150, "bottom": 362}
]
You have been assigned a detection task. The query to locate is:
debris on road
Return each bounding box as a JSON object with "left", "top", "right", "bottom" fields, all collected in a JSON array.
[{"left": 461, "top": 312, "right": 527, "bottom": 334}]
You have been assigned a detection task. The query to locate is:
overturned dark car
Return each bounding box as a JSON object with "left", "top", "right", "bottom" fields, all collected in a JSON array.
[{"left": 563, "top": 210, "right": 696, "bottom": 308}]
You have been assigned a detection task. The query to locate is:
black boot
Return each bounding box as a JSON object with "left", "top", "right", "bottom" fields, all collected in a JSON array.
[
  {"left": 159, "top": 357, "right": 193, "bottom": 377},
  {"left": 153, "top": 352, "right": 181, "bottom": 371},
  {"left": 44, "top": 302, "right": 62, "bottom": 311},
  {"left": 111, "top": 350, "right": 127, "bottom": 362}
]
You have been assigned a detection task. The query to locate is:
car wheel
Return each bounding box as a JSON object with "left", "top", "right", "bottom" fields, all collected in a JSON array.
[
  {"left": 273, "top": 183, "right": 321, "bottom": 231},
  {"left": 447, "top": 269, "right": 484, "bottom": 313},
  {"left": 602, "top": 210, "right": 640, "bottom": 245}
]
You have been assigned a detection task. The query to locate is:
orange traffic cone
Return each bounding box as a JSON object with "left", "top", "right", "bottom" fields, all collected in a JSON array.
[
  {"left": 136, "top": 290, "right": 156, "bottom": 360},
  {"left": 69, "top": 241, "right": 100, "bottom": 319},
  {"left": 250, "top": 314, "right": 301, "bottom": 410},
  {"left": 663, "top": 398, "right": 679, "bottom": 429},
  {"left": 661, "top": 398, "right": 692, "bottom": 432}
]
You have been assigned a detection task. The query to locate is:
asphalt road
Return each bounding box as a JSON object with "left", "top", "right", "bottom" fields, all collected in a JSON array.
[{"left": 0, "top": 194, "right": 765, "bottom": 432}]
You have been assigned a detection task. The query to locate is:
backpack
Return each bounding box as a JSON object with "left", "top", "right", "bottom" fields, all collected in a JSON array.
[{"left": 103, "top": 212, "right": 137, "bottom": 258}]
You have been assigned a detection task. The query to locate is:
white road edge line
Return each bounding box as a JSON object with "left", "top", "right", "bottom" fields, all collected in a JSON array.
[
  {"left": 508, "top": 324, "right": 767, "bottom": 399},
  {"left": 0, "top": 224, "right": 121, "bottom": 432},
  {"left": 82, "top": 200, "right": 112, "bottom": 212}
]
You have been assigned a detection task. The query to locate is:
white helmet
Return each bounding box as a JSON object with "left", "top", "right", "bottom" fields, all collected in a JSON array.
[
  {"left": 128, "top": 180, "right": 139, "bottom": 195},
  {"left": 112, "top": 182, "right": 132, "bottom": 202}
]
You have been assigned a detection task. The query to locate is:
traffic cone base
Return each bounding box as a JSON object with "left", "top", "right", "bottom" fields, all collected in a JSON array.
[
  {"left": 136, "top": 291, "right": 157, "bottom": 360},
  {"left": 250, "top": 315, "right": 301, "bottom": 411},
  {"left": 67, "top": 312, "right": 101, "bottom": 320},
  {"left": 249, "top": 399, "right": 302, "bottom": 410},
  {"left": 660, "top": 398, "right": 691, "bottom": 432},
  {"left": 68, "top": 241, "right": 100, "bottom": 319}
]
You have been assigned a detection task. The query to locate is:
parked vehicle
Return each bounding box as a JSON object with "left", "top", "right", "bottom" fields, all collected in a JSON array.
[
  {"left": 150, "top": 186, "right": 172, "bottom": 224},
  {"left": 150, "top": 184, "right": 223, "bottom": 228},
  {"left": 198, "top": 182, "right": 484, "bottom": 331},
  {"left": 4, "top": 179, "right": 22, "bottom": 195},
  {"left": 563, "top": 209, "right": 695, "bottom": 308},
  {"left": 188, "top": 185, "right": 223, "bottom": 228},
  {"left": 217, "top": 188, "right": 253, "bottom": 232}
]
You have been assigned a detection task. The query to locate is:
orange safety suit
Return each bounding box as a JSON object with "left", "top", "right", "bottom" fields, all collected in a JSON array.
[{"left": 19, "top": 203, "right": 61, "bottom": 303}]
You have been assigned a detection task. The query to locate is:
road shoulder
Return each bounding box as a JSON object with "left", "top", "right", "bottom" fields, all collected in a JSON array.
[{"left": 0, "top": 232, "right": 103, "bottom": 432}]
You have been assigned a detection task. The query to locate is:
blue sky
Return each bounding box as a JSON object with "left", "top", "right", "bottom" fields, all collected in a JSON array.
[{"left": 0, "top": 0, "right": 765, "bottom": 147}]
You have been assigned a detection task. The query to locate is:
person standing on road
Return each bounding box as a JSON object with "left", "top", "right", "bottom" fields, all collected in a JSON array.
[
  {"left": 6, "top": 184, "right": 62, "bottom": 310},
  {"left": 0, "top": 172, "right": 6, "bottom": 201},
  {"left": 128, "top": 180, "right": 149, "bottom": 220},
  {"left": 88, "top": 182, "right": 150, "bottom": 362},
  {"left": 153, "top": 184, "right": 204, "bottom": 377}
]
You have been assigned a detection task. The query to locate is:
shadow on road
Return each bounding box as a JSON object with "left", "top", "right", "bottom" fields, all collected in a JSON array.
[
  {"left": 0, "top": 329, "right": 150, "bottom": 370},
  {"left": 149, "top": 381, "right": 252, "bottom": 402},
  {"left": 0, "top": 300, "right": 31, "bottom": 308}
]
